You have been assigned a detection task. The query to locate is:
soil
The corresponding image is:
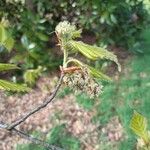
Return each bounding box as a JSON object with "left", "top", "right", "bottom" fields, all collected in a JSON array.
[{"left": 0, "top": 74, "right": 124, "bottom": 150}]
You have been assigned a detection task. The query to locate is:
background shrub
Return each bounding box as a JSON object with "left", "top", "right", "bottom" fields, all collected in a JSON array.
[{"left": 0, "top": 0, "right": 149, "bottom": 83}]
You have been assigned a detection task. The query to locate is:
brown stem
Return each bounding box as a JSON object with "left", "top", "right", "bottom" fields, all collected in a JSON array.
[{"left": 0, "top": 122, "right": 64, "bottom": 150}]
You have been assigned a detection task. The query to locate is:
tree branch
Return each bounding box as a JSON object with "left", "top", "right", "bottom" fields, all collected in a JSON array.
[
  {"left": 7, "top": 73, "right": 64, "bottom": 130},
  {"left": 0, "top": 122, "right": 64, "bottom": 150}
]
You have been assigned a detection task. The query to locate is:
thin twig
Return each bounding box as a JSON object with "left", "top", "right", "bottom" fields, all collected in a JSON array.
[
  {"left": 0, "top": 122, "right": 64, "bottom": 150},
  {"left": 7, "top": 73, "right": 64, "bottom": 130},
  {"left": 0, "top": 72, "right": 64, "bottom": 149}
]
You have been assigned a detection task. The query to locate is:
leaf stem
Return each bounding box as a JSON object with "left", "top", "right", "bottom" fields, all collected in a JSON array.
[{"left": 63, "top": 48, "right": 67, "bottom": 68}]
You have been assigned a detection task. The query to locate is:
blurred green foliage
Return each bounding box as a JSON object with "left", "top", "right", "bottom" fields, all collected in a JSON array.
[
  {"left": 92, "top": 53, "right": 150, "bottom": 149},
  {"left": 75, "top": 93, "right": 95, "bottom": 110},
  {"left": 16, "top": 124, "right": 81, "bottom": 150},
  {"left": 0, "top": 0, "right": 149, "bottom": 49},
  {"left": 33, "top": 0, "right": 148, "bottom": 48},
  {"left": 58, "top": 87, "right": 72, "bottom": 98},
  {"left": 0, "top": 0, "right": 150, "bottom": 85}
]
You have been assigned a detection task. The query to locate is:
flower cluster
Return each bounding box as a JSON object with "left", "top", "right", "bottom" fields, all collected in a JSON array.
[
  {"left": 55, "top": 21, "right": 81, "bottom": 40},
  {"left": 63, "top": 68, "right": 103, "bottom": 98},
  {"left": 55, "top": 21, "right": 76, "bottom": 35}
]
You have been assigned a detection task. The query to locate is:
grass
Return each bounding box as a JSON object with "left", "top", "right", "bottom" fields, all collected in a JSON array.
[
  {"left": 16, "top": 124, "right": 81, "bottom": 150},
  {"left": 75, "top": 93, "right": 95, "bottom": 110},
  {"left": 92, "top": 53, "right": 150, "bottom": 149},
  {"left": 57, "top": 46, "right": 150, "bottom": 149}
]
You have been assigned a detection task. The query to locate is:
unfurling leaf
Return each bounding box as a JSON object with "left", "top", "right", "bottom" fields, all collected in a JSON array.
[
  {"left": 23, "top": 66, "right": 43, "bottom": 86},
  {"left": 67, "top": 40, "right": 121, "bottom": 72},
  {"left": 0, "top": 79, "right": 30, "bottom": 92},
  {"left": 0, "top": 63, "right": 19, "bottom": 71},
  {"left": 66, "top": 58, "right": 111, "bottom": 82},
  {"left": 88, "top": 66, "right": 112, "bottom": 82},
  {"left": 130, "top": 111, "right": 149, "bottom": 144}
]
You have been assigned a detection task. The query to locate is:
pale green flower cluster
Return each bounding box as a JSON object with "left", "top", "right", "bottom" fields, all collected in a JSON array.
[
  {"left": 55, "top": 21, "right": 81, "bottom": 40},
  {"left": 55, "top": 21, "right": 76, "bottom": 35}
]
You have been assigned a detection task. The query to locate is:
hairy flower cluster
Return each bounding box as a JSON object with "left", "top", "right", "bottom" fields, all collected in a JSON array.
[
  {"left": 55, "top": 21, "right": 81, "bottom": 40},
  {"left": 55, "top": 21, "right": 76, "bottom": 35},
  {"left": 63, "top": 68, "right": 103, "bottom": 98}
]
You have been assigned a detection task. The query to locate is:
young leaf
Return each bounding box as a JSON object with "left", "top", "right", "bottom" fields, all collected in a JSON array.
[
  {"left": 88, "top": 66, "right": 112, "bottom": 82},
  {"left": 23, "top": 66, "right": 43, "bottom": 86},
  {"left": 130, "top": 111, "right": 149, "bottom": 144},
  {"left": 0, "top": 63, "right": 19, "bottom": 71},
  {"left": 67, "top": 40, "right": 121, "bottom": 72},
  {"left": 66, "top": 58, "right": 112, "bottom": 82},
  {"left": 0, "top": 24, "right": 14, "bottom": 51},
  {"left": 4, "top": 37, "right": 15, "bottom": 52},
  {"left": 0, "top": 79, "right": 30, "bottom": 92},
  {"left": 0, "top": 24, "right": 7, "bottom": 43},
  {"left": 36, "top": 32, "right": 49, "bottom": 41}
]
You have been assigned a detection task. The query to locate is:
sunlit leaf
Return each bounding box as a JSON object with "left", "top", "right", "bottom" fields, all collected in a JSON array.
[
  {"left": 3, "top": 37, "right": 14, "bottom": 52},
  {"left": 110, "top": 14, "right": 117, "bottom": 24},
  {"left": 0, "top": 24, "right": 14, "bottom": 51},
  {"left": 36, "top": 32, "right": 49, "bottom": 41},
  {"left": 23, "top": 66, "right": 43, "bottom": 86},
  {"left": 0, "top": 79, "right": 30, "bottom": 92},
  {"left": 10, "top": 54, "right": 26, "bottom": 64},
  {"left": 28, "top": 43, "right": 36, "bottom": 49},
  {"left": 66, "top": 58, "right": 112, "bottom": 81},
  {"left": 130, "top": 111, "right": 149, "bottom": 144},
  {"left": 67, "top": 40, "right": 121, "bottom": 72},
  {"left": 88, "top": 66, "right": 112, "bottom": 82},
  {"left": 21, "top": 35, "right": 29, "bottom": 49},
  {"left": 0, "top": 24, "right": 7, "bottom": 43},
  {"left": 0, "top": 63, "right": 19, "bottom": 71}
]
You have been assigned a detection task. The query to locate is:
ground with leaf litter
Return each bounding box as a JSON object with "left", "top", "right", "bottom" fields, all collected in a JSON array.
[{"left": 0, "top": 70, "right": 125, "bottom": 150}]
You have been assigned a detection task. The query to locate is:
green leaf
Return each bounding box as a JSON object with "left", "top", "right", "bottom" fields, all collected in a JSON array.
[
  {"left": 10, "top": 54, "right": 26, "bottom": 64},
  {"left": 0, "top": 63, "right": 19, "bottom": 71},
  {"left": 3, "top": 37, "right": 14, "bottom": 52},
  {"left": 36, "top": 32, "right": 49, "bottom": 41},
  {"left": 130, "top": 111, "right": 149, "bottom": 143},
  {"left": 21, "top": 35, "right": 29, "bottom": 49},
  {"left": 66, "top": 58, "right": 111, "bottom": 81},
  {"left": 88, "top": 66, "right": 112, "bottom": 82},
  {"left": 110, "top": 14, "right": 117, "bottom": 24},
  {"left": 0, "top": 79, "right": 30, "bottom": 92},
  {"left": 0, "top": 24, "right": 7, "bottom": 43},
  {"left": 67, "top": 40, "right": 121, "bottom": 72},
  {"left": 0, "top": 24, "right": 14, "bottom": 51},
  {"left": 72, "top": 29, "right": 82, "bottom": 39},
  {"left": 23, "top": 66, "right": 43, "bottom": 86}
]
